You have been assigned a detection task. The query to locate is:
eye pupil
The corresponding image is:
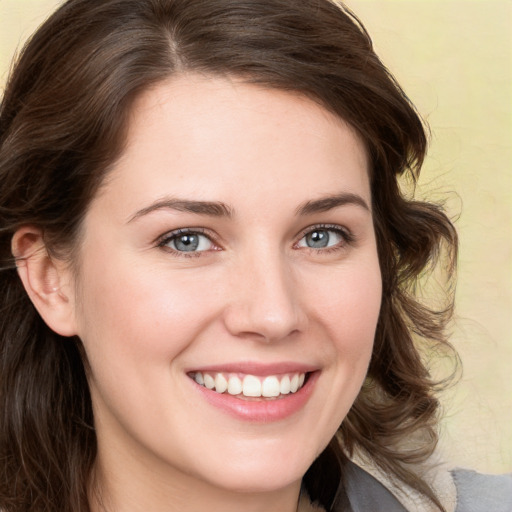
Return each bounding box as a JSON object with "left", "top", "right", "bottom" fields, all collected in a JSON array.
[
  {"left": 306, "top": 230, "right": 329, "bottom": 248},
  {"left": 174, "top": 234, "right": 199, "bottom": 252}
]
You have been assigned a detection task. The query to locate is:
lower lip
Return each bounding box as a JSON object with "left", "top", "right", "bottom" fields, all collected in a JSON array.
[{"left": 190, "top": 372, "right": 319, "bottom": 422}]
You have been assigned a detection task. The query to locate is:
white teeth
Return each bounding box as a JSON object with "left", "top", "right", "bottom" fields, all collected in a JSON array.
[
  {"left": 214, "top": 373, "right": 228, "bottom": 393},
  {"left": 227, "top": 375, "right": 243, "bottom": 395},
  {"left": 261, "top": 376, "right": 280, "bottom": 397},
  {"left": 290, "top": 374, "right": 299, "bottom": 393},
  {"left": 243, "top": 375, "right": 262, "bottom": 397},
  {"left": 280, "top": 375, "right": 291, "bottom": 395},
  {"left": 193, "top": 371, "right": 307, "bottom": 398},
  {"left": 204, "top": 374, "right": 215, "bottom": 390}
]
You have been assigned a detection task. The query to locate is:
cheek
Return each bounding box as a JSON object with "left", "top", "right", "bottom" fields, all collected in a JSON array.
[
  {"left": 312, "top": 261, "right": 382, "bottom": 346},
  {"left": 74, "top": 253, "right": 221, "bottom": 372},
  {"left": 298, "top": 258, "right": 381, "bottom": 446}
]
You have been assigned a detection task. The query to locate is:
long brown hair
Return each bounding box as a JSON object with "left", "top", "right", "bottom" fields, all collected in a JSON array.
[{"left": 0, "top": 1, "right": 457, "bottom": 510}]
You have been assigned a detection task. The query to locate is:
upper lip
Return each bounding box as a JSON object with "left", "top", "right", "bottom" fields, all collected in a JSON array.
[{"left": 186, "top": 361, "right": 319, "bottom": 376}]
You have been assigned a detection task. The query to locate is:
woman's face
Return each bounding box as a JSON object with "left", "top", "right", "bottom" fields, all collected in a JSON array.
[{"left": 70, "top": 75, "right": 381, "bottom": 496}]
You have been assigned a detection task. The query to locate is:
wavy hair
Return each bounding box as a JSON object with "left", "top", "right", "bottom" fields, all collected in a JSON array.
[{"left": 0, "top": 0, "right": 457, "bottom": 510}]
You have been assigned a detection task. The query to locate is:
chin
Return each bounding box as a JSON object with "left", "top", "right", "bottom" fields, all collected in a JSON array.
[
  {"left": 188, "top": 436, "right": 321, "bottom": 494},
  {"left": 202, "top": 465, "right": 305, "bottom": 495}
]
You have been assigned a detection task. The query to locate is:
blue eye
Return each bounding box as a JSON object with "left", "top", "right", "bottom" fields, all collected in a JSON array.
[
  {"left": 160, "top": 231, "right": 214, "bottom": 253},
  {"left": 297, "top": 227, "right": 346, "bottom": 249}
]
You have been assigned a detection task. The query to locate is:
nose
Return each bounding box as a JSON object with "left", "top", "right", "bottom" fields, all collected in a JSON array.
[{"left": 223, "top": 251, "right": 307, "bottom": 343}]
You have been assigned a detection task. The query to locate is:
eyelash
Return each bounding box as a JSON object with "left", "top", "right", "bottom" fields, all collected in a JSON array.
[
  {"left": 157, "top": 228, "right": 218, "bottom": 258},
  {"left": 295, "top": 224, "right": 355, "bottom": 254},
  {"left": 156, "top": 224, "right": 355, "bottom": 258}
]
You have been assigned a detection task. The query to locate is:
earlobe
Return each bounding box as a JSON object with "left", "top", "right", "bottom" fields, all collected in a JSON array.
[{"left": 11, "top": 227, "right": 78, "bottom": 337}]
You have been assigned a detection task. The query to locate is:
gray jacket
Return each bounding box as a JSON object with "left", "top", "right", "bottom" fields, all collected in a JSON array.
[
  {"left": 299, "top": 460, "right": 512, "bottom": 512},
  {"left": 342, "top": 461, "right": 512, "bottom": 512}
]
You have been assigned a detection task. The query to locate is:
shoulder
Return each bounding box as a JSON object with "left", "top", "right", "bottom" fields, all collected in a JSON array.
[
  {"left": 340, "top": 454, "right": 512, "bottom": 512},
  {"left": 451, "top": 468, "right": 512, "bottom": 512}
]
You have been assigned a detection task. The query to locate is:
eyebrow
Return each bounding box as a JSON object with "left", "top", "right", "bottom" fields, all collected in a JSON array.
[
  {"left": 128, "top": 198, "right": 233, "bottom": 223},
  {"left": 296, "top": 193, "right": 370, "bottom": 216},
  {"left": 128, "top": 192, "right": 369, "bottom": 223}
]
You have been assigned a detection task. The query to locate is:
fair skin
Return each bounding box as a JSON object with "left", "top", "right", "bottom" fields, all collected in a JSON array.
[{"left": 13, "top": 75, "right": 382, "bottom": 512}]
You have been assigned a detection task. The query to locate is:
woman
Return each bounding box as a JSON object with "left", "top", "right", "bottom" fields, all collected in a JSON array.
[{"left": 0, "top": 0, "right": 510, "bottom": 511}]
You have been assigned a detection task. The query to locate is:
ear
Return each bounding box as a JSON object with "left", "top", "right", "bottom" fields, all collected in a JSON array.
[{"left": 11, "top": 226, "right": 78, "bottom": 337}]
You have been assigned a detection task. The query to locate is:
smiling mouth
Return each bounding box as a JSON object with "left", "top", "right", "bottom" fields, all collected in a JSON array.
[{"left": 189, "top": 371, "right": 308, "bottom": 400}]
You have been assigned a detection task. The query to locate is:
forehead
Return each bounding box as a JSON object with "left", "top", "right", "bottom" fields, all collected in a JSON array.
[{"left": 100, "top": 74, "right": 370, "bottom": 215}]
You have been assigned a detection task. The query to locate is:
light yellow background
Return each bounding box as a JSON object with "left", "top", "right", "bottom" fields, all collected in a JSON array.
[{"left": 1, "top": 0, "right": 510, "bottom": 473}]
